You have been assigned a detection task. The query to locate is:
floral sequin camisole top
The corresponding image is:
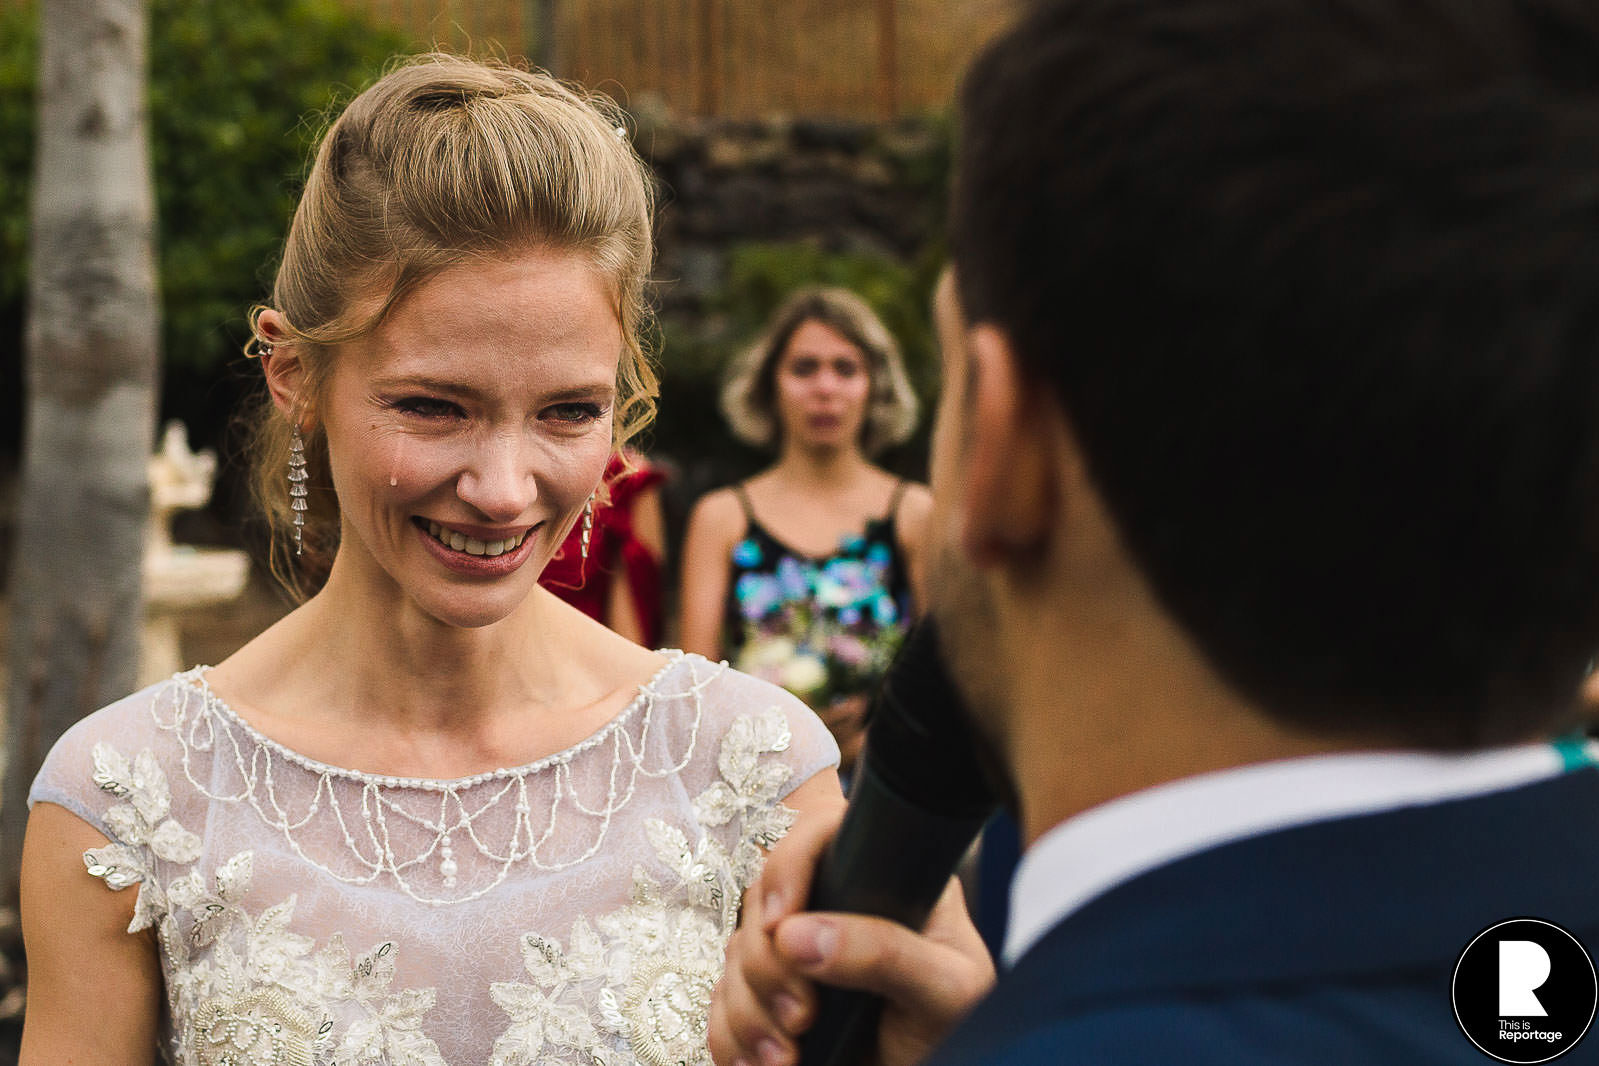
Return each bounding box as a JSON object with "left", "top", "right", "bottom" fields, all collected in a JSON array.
[{"left": 723, "top": 481, "right": 913, "bottom": 709}]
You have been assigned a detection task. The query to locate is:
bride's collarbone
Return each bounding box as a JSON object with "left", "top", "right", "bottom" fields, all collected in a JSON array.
[{"left": 203, "top": 653, "right": 672, "bottom": 781}]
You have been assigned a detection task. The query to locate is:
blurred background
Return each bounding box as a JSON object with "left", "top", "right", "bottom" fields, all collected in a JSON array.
[{"left": 0, "top": 0, "right": 1009, "bottom": 662}]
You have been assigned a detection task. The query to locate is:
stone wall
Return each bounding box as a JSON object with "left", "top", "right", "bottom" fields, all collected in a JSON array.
[
  {"left": 627, "top": 109, "right": 950, "bottom": 524},
  {"left": 635, "top": 109, "right": 950, "bottom": 321}
]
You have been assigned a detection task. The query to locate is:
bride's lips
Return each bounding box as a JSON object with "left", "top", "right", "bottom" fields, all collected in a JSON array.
[{"left": 412, "top": 517, "right": 541, "bottom": 576}]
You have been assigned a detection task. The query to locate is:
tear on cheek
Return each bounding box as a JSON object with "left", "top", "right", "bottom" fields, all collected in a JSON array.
[{"left": 388, "top": 437, "right": 405, "bottom": 490}]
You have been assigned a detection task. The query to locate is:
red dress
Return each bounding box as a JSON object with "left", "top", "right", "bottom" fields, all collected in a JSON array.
[{"left": 540, "top": 453, "right": 668, "bottom": 647}]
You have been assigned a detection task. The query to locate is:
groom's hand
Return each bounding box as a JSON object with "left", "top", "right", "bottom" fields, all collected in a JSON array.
[{"left": 710, "top": 805, "right": 996, "bottom": 1066}]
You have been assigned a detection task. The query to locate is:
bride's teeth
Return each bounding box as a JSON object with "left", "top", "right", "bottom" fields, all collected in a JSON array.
[{"left": 424, "top": 522, "right": 529, "bottom": 556}]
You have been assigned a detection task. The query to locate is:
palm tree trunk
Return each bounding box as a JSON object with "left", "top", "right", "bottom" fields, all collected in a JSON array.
[{"left": 1, "top": 0, "right": 160, "bottom": 909}]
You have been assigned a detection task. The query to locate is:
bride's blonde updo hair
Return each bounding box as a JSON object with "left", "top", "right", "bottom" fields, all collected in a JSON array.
[{"left": 246, "top": 54, "right": 658, "bottom": 598}]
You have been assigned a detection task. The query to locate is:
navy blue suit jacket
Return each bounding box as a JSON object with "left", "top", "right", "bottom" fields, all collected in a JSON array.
[{"left": 926, "top": 767, "right": 1599, "bottom": 1064}]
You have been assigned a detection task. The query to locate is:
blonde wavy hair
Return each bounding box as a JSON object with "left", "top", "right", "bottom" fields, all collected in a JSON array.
[
  {"left": 245, "top": 54, "right": 658, "bottom": 599},
  {"left": 720, "top": 286, "right": 918, "bottom": 456}
]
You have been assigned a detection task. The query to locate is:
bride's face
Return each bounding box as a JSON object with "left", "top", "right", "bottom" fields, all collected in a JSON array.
[{"left": 317, "top": 247, "right": 621, "bottom": 629}]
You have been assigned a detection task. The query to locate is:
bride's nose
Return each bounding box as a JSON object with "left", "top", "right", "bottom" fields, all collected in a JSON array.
[{"left": 455, "top": 430, "right": 537, "bottom": 521}]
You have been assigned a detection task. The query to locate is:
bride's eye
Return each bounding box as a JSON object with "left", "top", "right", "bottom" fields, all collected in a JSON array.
[
  {"left": 390, "top": 396, "right": 463, "bottom": 420},
  {"left": 545, "top": 402, "right": 605, "bottom": 424}
]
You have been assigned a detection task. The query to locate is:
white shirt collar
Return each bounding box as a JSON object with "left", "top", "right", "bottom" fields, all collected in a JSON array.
[{"left": 1003, "top": 742, "right": 1573, "bottom": 965}]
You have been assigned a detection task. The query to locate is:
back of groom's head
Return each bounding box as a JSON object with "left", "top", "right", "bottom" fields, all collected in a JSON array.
[{"left": 952, "top": 0, "right": 1599, "bottom": 749}]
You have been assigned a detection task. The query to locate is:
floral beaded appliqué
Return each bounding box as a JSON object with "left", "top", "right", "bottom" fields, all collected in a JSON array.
[
  {"left": 487, "top": 705, "right": 797, "bottom": 1066},
  {"left": 84, "top": 741, "right": 448, "bottom": 1066}
]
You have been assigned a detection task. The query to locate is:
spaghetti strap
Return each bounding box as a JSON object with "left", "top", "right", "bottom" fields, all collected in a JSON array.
[
  {"left": 731, "top": 482, "right": 758, "bottom": 525},
  {"left": 884, "top": 478, "right": 910, "bottom": 521}
]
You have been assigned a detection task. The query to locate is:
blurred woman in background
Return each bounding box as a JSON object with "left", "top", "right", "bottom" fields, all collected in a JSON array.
[{"left": 680, "top": 287, "right": 930, "bottom": 777}]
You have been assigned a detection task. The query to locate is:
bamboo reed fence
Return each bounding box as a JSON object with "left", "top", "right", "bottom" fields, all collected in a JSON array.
[{"left": 353, "top": 0, "right": 1011, "bottom": 117}]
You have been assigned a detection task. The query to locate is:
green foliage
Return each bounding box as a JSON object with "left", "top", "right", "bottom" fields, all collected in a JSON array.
[
  {"left": 0, "top": 6, "right": 34, "bottom": 314},
  {"left": 0, "top": 0, "right": 407, "bottom": 386},
  {"left": 147, "top": 0, "right": 407, "bottom": 372}
]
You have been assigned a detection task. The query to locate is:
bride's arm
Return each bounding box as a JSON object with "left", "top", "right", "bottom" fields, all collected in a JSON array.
[
  {"left": 778, "top": 770, "right": 848, "bottom": 841},
  {"left": 19, "top": 802, "right": 163, "bottom": 1065}
]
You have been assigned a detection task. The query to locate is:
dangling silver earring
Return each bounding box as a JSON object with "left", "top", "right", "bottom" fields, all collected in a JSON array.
[
  {"left": 288, "top": 425, "right": 308, "bottom": 556},
  {"left": 580, "top": 496, "right": 594, "bottom": 567}
]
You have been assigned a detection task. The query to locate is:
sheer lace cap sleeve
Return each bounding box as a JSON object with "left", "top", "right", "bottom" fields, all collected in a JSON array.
[
  {"left": 29, "top": 680, "right": 177, "bottom": 833},
  {"left": 29, "top": 681, "right": 199, "bottom": 925},
  {"left": 688, "top": 663, "right": 842, "bottom": 804}
]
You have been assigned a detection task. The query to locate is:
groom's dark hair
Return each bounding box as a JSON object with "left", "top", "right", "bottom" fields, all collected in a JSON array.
[{"left": 953, "top": 0, "right": 1599, "bottom": 748}]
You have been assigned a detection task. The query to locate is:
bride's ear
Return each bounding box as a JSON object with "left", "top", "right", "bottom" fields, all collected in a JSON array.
[{"left": 256, "top": 309, "right": 310, "bottom": 426}]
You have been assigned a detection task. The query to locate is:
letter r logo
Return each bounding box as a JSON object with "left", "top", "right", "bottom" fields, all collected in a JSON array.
[
  {"left": 1454, "top": 918, "right": 1595, "bottom": 1061},
  {"left": 1501, "top": 940, "right": 1553, "bottom": 1016}
]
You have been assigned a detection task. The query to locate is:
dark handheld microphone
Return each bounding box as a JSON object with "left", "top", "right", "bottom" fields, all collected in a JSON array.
[{"left": 797, "top": 620, "right": 1000, "bottom": 1066}]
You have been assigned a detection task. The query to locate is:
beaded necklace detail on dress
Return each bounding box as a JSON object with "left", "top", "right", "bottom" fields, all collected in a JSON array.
[{"left": 155, "top": 652, "right": 711, "bottom": 907}]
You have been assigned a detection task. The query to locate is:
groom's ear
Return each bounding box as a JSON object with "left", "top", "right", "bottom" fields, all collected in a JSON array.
[{"left": 960, "top": 324, "right": 1062, "bottom": 566}]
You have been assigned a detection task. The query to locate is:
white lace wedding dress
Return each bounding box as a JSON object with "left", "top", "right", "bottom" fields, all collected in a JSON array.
[{"left": 29, "top": 651, "right": 839, "bottom": 1066}]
